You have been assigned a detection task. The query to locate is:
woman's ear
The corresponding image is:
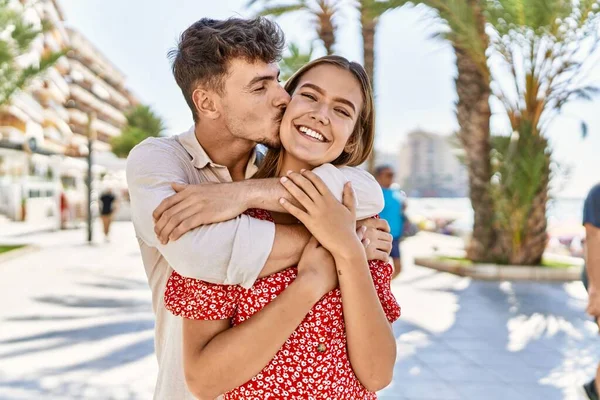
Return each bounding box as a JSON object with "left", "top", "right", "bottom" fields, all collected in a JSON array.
[{"left": 192, "top": 88, "right": 221, "bottom": 120}]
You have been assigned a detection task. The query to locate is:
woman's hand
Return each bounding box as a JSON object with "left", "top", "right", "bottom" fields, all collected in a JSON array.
[
  {"left": 279, "top": 170, "right": 361, "bottom": 258},
  {"left": 296, "top": 237, "right": 338, "bottom": 297}
]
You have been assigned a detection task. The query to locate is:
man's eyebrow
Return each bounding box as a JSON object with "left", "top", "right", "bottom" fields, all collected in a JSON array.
[
  {"left": 246, "top": 71, "right": 280, "bottom": 88},
  {"left": 299, "top": 82, "right": 357, "bottom": 113}
]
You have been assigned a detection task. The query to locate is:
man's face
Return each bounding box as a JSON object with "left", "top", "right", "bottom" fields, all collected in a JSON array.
[
  {"left": 219, "top": 58, "right": 290, "bottom": 148},
  {"left": 376, "top": 168, "right": 394, "bottom": 188}
]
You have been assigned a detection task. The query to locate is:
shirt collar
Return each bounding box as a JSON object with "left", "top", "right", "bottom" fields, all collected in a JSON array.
[{"left": 177, "top": 126, "right": 263, "bottom": 178}]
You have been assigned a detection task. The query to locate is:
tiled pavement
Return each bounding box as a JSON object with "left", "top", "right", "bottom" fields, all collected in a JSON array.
[{"left": 0, "top": 223, "right": 598, "bottom": 399}]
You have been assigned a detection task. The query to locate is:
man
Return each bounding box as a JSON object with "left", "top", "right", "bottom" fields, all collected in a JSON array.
[
  {"left": 375, "top": 165, "right": 404, "bottom": 278},
  {"left": 126, "top": 17, "right": 392, "bottom": 400},
  {"left": 582, "top": 183, "right": 600, "bottom": 400}
]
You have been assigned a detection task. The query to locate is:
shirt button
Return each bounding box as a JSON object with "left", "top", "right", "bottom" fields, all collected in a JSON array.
[{"left": 317, "top": 343, "right": 327, "bottom": 353}]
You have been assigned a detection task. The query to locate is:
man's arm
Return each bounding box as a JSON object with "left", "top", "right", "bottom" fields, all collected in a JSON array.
[
  {"left": 127, "top": 140, "right": 305, "bottom": 288},
  {"left": 246, "top": 164, "right": 384, "bottom": 219},
  {"left": 153, "top": 163, "right": 384, "bottom": 242}
]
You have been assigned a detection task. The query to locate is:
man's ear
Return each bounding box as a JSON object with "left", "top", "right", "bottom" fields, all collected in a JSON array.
[{"left": 192, "top": 88, "right": 221, "bottom": 120}]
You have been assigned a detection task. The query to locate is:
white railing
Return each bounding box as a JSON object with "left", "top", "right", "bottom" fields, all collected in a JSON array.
[
  {"left": 69, "top": 60, "right": 130, "bottom": 108},
  {"left": 69, "top": 84, "right": 127, "bottom": 125}
]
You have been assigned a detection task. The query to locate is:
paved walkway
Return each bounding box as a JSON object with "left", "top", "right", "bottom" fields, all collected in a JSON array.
[{"left": 0, "top": 223, "right": 597, "bottom": 399}]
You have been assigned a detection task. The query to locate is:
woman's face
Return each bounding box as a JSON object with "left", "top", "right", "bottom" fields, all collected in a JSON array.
[{"left": 279, "top": 64, "right": 364, "bottom": 167}]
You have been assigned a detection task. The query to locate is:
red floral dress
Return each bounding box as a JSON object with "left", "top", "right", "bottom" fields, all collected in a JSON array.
[{"left": 164, "top": 209, "right": 401, "bottom": 400}]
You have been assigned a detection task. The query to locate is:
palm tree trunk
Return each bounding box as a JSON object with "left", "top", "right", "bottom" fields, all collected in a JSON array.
[
  {"left": 361, "top": 9, "right": 377, "bottom": 173},
  {"left": 509, "top": 140, "right": 550, "bottom": 265},
  {"left": 318, "top": 16, "right": 335, "bottom": 55},
  {"left": 454, "top": 2, "right": 496, "bottom": 262}
]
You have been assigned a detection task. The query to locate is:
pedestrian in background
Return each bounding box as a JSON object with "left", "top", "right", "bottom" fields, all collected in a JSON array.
[
  {"left": 99, "top": 188, "right": 117, "bottom": 242},
  {"left": 582, "top": 183, "right": 600, "bottom": 400},
  {"left": 375, "top": 165, "right": 404, "bottom": 278}
]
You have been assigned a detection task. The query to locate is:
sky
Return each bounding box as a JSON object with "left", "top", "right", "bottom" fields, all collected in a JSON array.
[{"left": 57, "top": 0, "right": 600, "bottom": 198}]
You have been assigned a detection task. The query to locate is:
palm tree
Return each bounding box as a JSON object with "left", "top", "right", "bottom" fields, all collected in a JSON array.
[
  {"left": 357, "top": 0, "right": 409, "bottom": 173},
  {"left": 0, "top": 0, "right": 64, "bottom": 106},
  {"left": 247, "top": 0, "right": 339, "bottom": 55},
  {"left": 484, "top": 0, "right": 600, "bottom": 264},
  {"left": 280, "top": 43, "right": 314, "bottom": 82},
  {"left": 111, "top": 105, "right": 166, "bottom": 158},
  {"left": 404, "top": 0, "right": 600, "bottom": 264},
  {"left": 399, "top": 0, "right": 496, "bottom": 262},
  {"left": 125, "top": 105, "right": 166, "bottom": 138}
]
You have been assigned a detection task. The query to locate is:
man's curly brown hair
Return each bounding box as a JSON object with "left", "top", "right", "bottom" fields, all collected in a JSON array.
[{"left": 168, "top": 17, "right": 285, "bottom": 122}]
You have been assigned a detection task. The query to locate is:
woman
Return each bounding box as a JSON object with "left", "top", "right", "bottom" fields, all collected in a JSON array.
[{"left": 165, "top": 56, "right": 400, "bottom": 399}]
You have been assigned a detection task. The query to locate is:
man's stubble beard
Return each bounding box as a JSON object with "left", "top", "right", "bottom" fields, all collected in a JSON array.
[{"left": 258, "top": 110, "right": 285, "bottom": 149}]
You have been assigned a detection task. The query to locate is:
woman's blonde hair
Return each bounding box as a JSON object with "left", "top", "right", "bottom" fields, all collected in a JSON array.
[{"left": 253, "top": 55, "right": 375, "bottom": 179}]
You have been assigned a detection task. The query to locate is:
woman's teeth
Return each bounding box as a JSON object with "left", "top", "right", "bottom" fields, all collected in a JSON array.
[{"left": 298, "top": 126, "right": 325, "bottom": 142}]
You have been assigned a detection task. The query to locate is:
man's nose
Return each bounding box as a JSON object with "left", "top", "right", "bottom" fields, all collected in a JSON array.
[{"left": 274, "top": 86, "right": 290, "bottom": 108}]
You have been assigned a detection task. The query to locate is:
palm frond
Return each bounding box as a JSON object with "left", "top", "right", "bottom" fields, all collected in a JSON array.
[{"left": 257, "top": 4, "right": 306, "bottom": 17}]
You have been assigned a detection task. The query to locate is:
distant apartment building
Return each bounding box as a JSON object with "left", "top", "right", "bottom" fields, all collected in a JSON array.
[
  {"left": 397, "top": 130, "right": 468, "bottom": 198},
  {"left": 0, "top": 0, "right": 137, "bottom": 223}
]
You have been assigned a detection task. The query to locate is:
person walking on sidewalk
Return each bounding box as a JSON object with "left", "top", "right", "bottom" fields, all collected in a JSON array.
[
  {"left": 582, "top": 183, "right": 600, "bottom": 400},
  {"left": 375, "top": 165, "right": 404, "bottom": 278},
  {"left": 99, "top": 188, "right": 117, "bottom": 242}
]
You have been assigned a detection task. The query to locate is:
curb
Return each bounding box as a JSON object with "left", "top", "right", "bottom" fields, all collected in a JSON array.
[
  {"left": 0, "top": 245, "right": 40, "bottom": 265},
  {"left": 414, "top": 257, "right": 582, "bottom": 282}
]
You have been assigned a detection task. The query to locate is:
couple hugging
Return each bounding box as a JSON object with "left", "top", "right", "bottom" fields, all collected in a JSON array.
[{"left": 126, "top": 16, "right": 400, "bottom": 400}]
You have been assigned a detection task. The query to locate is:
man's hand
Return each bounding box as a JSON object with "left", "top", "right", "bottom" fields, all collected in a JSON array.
[
  {"left": 153, "top": 182, "right": 247, "bottom": 244},
  {"left": 357, "top": 218, "right": 393, "bottom": 262}
]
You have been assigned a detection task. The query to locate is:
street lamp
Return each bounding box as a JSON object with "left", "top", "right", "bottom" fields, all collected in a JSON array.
[{"left": 86, "top": 112, "right": 96, "bottom": 243}]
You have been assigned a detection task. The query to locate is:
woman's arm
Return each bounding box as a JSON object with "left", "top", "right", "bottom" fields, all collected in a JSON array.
[
  {"left": 176, "top": 238, "right": 339, "bottom": 399},
  {"left": 333, "top": 244, "right": 396, "bottom": 392},
  {"left": 278, "top": 170, "right": 397, "bottom": 391},
  {"left": 182, "top": 279, "right": 319, "bottom": 400}
]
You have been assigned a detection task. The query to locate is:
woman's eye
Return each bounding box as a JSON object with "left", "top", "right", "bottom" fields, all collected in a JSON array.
[
  {"left": 301, "top": 93, "right": 317, "bottom": 101},
  {"left": 254, "top": 86, "right": 266, "bottom": 92},
  {"left": 336, "top": 108, "right": 351, "bottom": 117}
]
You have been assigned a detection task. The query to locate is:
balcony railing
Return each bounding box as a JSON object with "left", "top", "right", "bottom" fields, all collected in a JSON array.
[
  {"left": 11, "top": 92, "right": 45, "bottom": 124},
  {"left": 68, "top": 59, "right": 130, "bottom": 109},
  {"left": 68, "top": 84, "right": 126, "bottom": 126}
]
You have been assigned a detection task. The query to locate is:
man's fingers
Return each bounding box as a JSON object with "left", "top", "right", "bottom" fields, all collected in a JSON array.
[
  {"left": 280, "top": 176, "right": 314, "bottom": 211},
  {"left": 171, "top": 182, "right": 188, "bottom": 193},
  {"left": 286, "top": 171, "right": 321, "bottom": 202},
  {"left": 161, "top": 204, "right": 203, "bottom": 243},
  {"left": 356, "top": 225, "right": 367, "bottom": 241},
  {"left": 342, "top": 182, "right": 356, "bottom": 215},
  {"left": 373, "top": 238, "right": 393, "bottom": 253},
  {"left": 371, "top": 250, "right": 390, "bottom": 262},
  {"left": 356, "top": 217, "right": 391, "bottom": 233},
  {"left": 153, "top": 192, "right": 186, "bottom": 221},
  {"left": 375, "top": 218, "right": 391, "bottom": 233},
  {"left": 376, "top": 230, "right": 394, "bottom": 245},
  {"left": 155, "top": 198, "right": 197, "bottom": 242},
  {"left": 170, "top": 212, "right": 203, "bottom": 241}
]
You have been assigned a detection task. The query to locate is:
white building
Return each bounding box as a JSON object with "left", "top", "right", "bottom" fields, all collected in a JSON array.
[
  {"left": 0, "top": 0, "right": 137, "bottom": 224},
  {"left": 397, "top": 129, "right": 468, "bottom": 198}
]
